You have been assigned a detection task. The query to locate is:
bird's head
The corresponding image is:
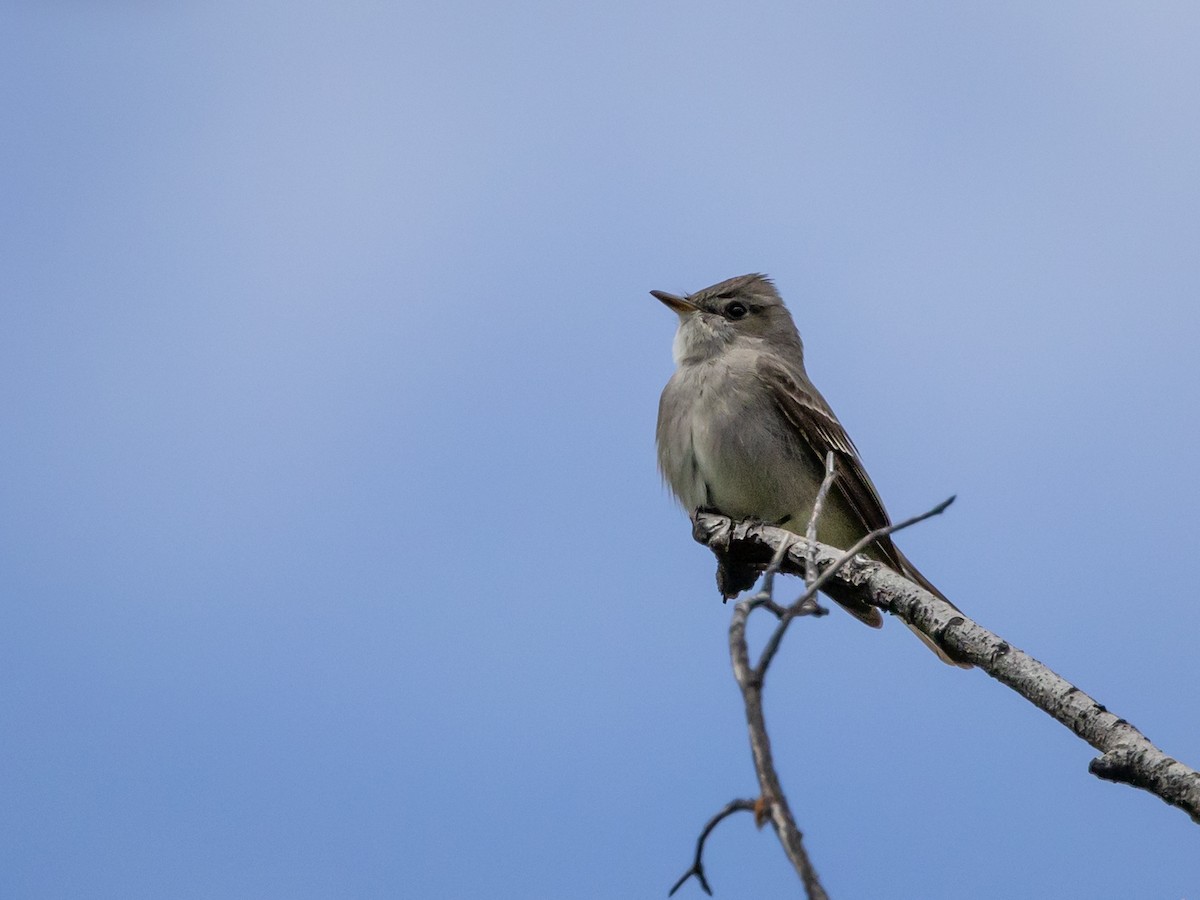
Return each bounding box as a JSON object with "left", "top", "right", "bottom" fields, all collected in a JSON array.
[{"left": 651, "top": 273, "right": 801, "bottom": 365}]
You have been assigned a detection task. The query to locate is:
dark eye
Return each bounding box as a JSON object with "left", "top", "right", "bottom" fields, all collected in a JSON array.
[{"left": 726, "top": 301, "right": 748, "bottom": 319}]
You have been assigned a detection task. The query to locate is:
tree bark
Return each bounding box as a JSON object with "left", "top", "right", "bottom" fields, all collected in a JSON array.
[{"left": 692, "top": 512, "right": 1200, "bottom": 824}]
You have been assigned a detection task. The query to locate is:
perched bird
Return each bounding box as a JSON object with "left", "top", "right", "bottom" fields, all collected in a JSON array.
[{"left": 653, "top": 273, "right": 962, "bottom": 665}]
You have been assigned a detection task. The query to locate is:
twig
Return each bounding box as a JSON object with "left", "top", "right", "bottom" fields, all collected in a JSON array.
[
  {"left": 729, "top": 598, "right": 829, "bottom": 900},
  {"left": 673, "top": 480, "right": 855, "bottom": 896},
  {"left": 805, "top": 452, "right": 838, "bottom": 589},
  {"left": 676, "top": 496, "right": 959, "bottom": 895},
  {"left": 668, "top": 799, "right": 756, "bottom": 897},
  {"left": 749, "top": 532, "right": 794, "bottom": 615},
  {"left": 754, "top": 496, "right": 956, "bottom": 679},
  {"left": 741, "top": 452, "right": 838, "bottom": 615},
  {"left": 692, "top": 512, "right": 1200, "bottom": 824}
]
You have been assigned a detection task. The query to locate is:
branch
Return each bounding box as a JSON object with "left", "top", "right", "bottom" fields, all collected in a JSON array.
[
  {"left": 729, "top": 598, "right": 829, "bottom": 900},
  {"left": 804, "top": 451, "right": 839, "bottom": 588},
  {"left": 668, "top": 799, "right": 756, "bottom": 897},
  {"left": 674, "top": 460, "right": 840, "bottom": 897},
  {"left": 754, "top": 493, "right": 954, "bottom": 679},
  {"left": 692, "top": 512, "right": 1200, "bottom": 824}
]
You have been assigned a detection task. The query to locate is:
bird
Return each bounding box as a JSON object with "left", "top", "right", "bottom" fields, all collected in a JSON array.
[{"left": 652, "top": 273, "right": 963, "bottom": 666}]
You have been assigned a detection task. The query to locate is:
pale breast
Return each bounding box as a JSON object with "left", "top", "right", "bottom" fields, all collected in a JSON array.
[{"left": 657, "top": 355, "right": 821, "bottom": 522}]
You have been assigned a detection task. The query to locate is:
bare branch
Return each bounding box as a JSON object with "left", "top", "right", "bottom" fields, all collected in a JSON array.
[
  {"left": 693, "top": 512, "right": 1200, "bottom": 824},
  {"left": 728, "top": 599, "right": 829, "bottom": 899},
  {"left": 749, "top": 530, "right": 794, "bottom": 610},
  {"left": 754, "top": 494, "right": 955, "bottom": 679},
  {"left": 675, "top": 495, "right": 961, "bottom": 896},
  {"left": 668, "top": 799, "right": 756, "bottom": 897},
  {"left": 744, "top": 451, "right": 837, "bottom": 623},
  {"left": 805, "top": 451, "right": 838, "bottom": 588}
]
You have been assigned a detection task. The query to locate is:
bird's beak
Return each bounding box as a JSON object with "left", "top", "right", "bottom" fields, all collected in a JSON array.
[{"left": 650, "top": 290, "right": 697, "bottom": 315}]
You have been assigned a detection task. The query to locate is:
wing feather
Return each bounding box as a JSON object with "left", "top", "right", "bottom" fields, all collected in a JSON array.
[{"left": 755, "top": 354, "right": 904, "bottom": 570}]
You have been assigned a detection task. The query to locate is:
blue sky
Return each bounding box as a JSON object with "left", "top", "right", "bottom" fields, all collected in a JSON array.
[{"left": 3, "top": 2, "right": 1199, "bottom": 897}]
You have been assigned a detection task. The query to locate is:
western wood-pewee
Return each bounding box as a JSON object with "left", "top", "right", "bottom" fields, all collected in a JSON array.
[{"left": 653, "top": 273, "right": 961, "bottom": 665}]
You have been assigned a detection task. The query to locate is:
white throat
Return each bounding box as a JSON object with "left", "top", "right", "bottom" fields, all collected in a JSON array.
[{"left": 672, "top": 314, "right": 735, "bottom": 366}]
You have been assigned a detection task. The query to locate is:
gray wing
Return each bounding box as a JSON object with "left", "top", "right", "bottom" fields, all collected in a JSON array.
[
  {"left": 754, "top": 354, "right": 904, "bottom": 570},
  {"left": 757, "top": 355, "right": 970, "bottom": 665}
]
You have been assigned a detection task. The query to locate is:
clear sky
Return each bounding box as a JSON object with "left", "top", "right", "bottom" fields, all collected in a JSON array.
[{"left": 3, "top": 3, "right": 1199, "bottom": 897}]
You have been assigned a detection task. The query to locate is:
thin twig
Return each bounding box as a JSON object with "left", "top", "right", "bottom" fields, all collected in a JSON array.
[
  {"left": 805, "top": 452, "right": 838, "bottom": 589},
  {"left": 748, "top": 452, "right": 836, "bottom": 615},
  {"left": 754, "top": 496, "right": 956, "bottom": 678},
  {"left": 730, "top": 599, "right": 829, "bottom": 900},
  {"left": 747, "top": 455, "right": 844, "bottom": 678},
  {"left": 750, "top": 532, "right": 794, "bottom": 610},
  {"left": 668, "top": 799, "right": 756, "bottom": 897}
]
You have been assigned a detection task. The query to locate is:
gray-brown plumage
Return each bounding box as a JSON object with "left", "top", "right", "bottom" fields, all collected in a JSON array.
[{"left": 653, "top": 273, "right": 963, "bottom": 665}]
